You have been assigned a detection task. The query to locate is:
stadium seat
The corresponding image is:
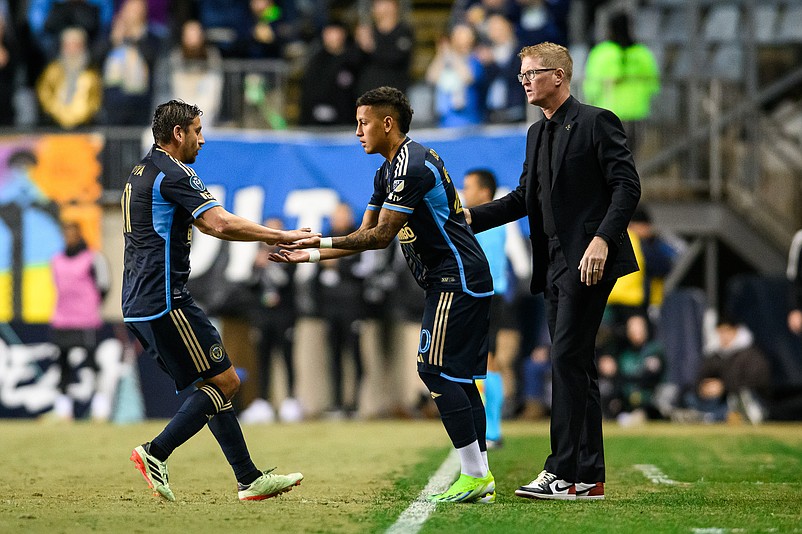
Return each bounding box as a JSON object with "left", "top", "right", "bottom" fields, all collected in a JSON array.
[
  {"left": 648, "top": 84, "right": 681, "bottom": 124},
  {"left": 648, "top": 0, "right": 685, "bottom": 6},
  {"left": 633, "top": 7, "right": 663, "bottom": 44},
  {"left": 707, "top": 44, "right": 744, "bottom": 82},
  {"left": 754, "top": 4, "right": 779, "bottom": 45},
  {"left": 703, "top": 4, "right": 740, "bottom": 44},
  {"left": 777, "top": 3, "right": 802, "bottom": 43},
  {"left": 661, "top": 9, "right": 692, "bottom": 45},
  {"left": 648, "top": 43, "right": 667, "bottom": 74},
  {"left": 669, "top": 47, "right": 710, "bottom": 80}
]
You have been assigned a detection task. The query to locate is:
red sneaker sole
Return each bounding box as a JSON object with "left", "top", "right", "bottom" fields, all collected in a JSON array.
[{"left": 130, "top": 450, "right": 154, "bottom": 490}]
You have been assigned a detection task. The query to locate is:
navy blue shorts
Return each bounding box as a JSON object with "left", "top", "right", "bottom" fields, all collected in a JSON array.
[
  {"left": 417, "top": 290, "right": 491, "bottom": 383},
  {"left": 488, "top": 295, "right": 516, "bottom": 354},
  {"left": 126, "top": 303, "right": 232, "bottom": 391}
]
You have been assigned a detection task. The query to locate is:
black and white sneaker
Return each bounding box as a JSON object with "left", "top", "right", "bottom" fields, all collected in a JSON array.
[{"left": 515, "top": 470, "right": 576, "bottom": 500}]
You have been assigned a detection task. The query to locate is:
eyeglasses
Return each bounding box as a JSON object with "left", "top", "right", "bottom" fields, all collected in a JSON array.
[{"left": 517, "top": 68, "right": 557, "bottom": 82}]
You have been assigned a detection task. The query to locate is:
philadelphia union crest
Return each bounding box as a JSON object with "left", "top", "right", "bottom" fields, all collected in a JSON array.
[{"left": 209, "top": 343, "right": 225, "bottom": 362}]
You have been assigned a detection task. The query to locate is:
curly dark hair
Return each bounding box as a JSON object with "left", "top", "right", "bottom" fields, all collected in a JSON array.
[
  {"left": 152, "top": 100, "right": 203, "bottom": 145},
  {"left": 355, "top": 86, "right": 414, "bottom": 133}
]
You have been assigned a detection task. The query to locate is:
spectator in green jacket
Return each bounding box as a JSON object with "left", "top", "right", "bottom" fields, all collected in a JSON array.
[{"left": 583, "top": 12, "right": 659, "bottom": 152}]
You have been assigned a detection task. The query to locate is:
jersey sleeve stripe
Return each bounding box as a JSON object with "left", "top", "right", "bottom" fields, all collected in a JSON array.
[
  {"left": 395, "top": 144, "right": 409, "bottom": 177},
  {"left": 382, "top": 202, "right": 414, "bottom": 214},
  {"left": 424, "top": 160, "right": 442, "bottom": 186},
  {"left": 367, "top": 203, "right": 382, "bottom": 211},
  {"left": 192, "top": 200, "right": 220, "bottom": 218}
]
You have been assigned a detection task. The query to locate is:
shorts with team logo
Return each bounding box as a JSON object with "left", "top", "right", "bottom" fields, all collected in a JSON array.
[
  {"left": 126, "top": 302, "right": 231, "bottom": 391},
  {"left": 417, "top": 290, "right": 491, "bottom": 383}
]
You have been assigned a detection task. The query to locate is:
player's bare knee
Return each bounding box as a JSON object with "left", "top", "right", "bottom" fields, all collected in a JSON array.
[
  {"left": 220, "top": 372, "right": 240, "bottom": 400},
  {"left": 207, "top": 367, "right": 240, "bottom": 400},
  {"left": 226, "top": 374, "right": 241, "bottom": 398}
]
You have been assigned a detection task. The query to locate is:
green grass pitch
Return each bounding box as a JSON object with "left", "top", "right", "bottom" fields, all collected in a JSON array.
[{"left": 1, "top": 420, "right": 800, "bottom": 533}]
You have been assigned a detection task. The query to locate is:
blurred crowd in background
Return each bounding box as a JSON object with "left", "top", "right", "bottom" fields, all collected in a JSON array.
[
  {"left": 0, "top": 0, "right": 658, "bottom": 132},
  {"left": 3, "top": 0, "right": 801, "bottom": 426}
]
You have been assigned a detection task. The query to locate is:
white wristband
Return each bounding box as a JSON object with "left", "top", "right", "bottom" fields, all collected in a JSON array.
[
  {"left": 307, "top": 249, "right": 321, "bottom": 263},
  {"left": 319, "top": 237, "right": 333, "bottom": 249}
]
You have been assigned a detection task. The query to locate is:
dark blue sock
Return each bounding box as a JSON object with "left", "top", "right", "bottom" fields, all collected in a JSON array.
[
  {"left": 419, "top": 372, "right": 477, "bottom": 449},
  {"left": 207, "top": 404, "right": 261, "bottom": 485},
  {"left": 150, "top": 384, "right": 226, "bottom": 461},
  {"left": 463, "top": 381, "right": 488, "bottom": 451}
]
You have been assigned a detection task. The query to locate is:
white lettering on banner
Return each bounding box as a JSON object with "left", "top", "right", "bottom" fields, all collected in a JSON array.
[
  {"left": 188, "top": 186, "right": 340, "bottom": 283},
  {"left": 0, "top": 341, "right": 60, "bottom": 412},
  {"left": 283, "top": 188, "right": 340, "bottom": 236},
  {"left": 225, "top": 185, "right": 265, "bottom": 282},
  {"left": 0, "top": 337, "right": 124, "bottom": 415},
  {"left": 284, "top": 188, "right": 340, "bottom": 283},
  {"left": 189, "top": 185, "right": 226, "bottom": 279}
]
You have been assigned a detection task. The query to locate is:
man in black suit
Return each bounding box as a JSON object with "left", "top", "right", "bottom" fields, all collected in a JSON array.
[{"left": 465, "top": 42, "right": 641, "bottom": 501}]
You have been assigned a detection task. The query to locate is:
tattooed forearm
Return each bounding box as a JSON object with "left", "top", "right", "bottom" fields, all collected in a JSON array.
[{"left": 333, "top": 225, "right": 397, "bottom": 250}]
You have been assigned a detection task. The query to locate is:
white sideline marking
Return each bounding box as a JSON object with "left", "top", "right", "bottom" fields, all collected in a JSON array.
[
  {"left": 386, "top": 450, "right": 460, "bottom": 534},
  {"left": 692, "top": 529, "right": 750, "bottom": 533},
  {"left": 633, "top": 464, "right": 679, "bottom": 485}
]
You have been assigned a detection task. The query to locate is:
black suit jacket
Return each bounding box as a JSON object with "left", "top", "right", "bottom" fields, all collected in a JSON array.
[{"left": 470, "top": 96, "right": 641, "bottom": 294}]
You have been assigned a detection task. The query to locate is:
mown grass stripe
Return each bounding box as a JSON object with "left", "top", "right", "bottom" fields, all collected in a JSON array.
[{"left": 386, "top": 450, "right": 459, "bottom": 534}]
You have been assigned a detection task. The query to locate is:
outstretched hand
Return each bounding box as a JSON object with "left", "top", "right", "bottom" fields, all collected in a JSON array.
[
  {"left": 275, "top": 228, "right": 320, "bottom": 246},
  {"left": 268, "top": 249, "right": 311, "bottom": 264},
  {"left": 281, "top": 236, "right": 322, "bottom": 249}
]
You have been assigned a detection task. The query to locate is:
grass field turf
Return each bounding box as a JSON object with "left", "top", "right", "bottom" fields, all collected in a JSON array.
[{"left": 1, "top": 420, "right": 800, "bottom": 533}]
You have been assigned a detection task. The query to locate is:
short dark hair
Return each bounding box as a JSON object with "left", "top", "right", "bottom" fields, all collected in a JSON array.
[
  {"left": 355, "top": 86, "right": 413, "bottom": 133},
  {"left": 465, "top": 168, "right": 497, "bottom": 198},
  {"left": 152, "top": 100, "right": 203, "bottom": 145}
]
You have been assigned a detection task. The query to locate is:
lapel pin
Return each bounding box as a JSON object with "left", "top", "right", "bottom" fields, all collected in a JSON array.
[{"left": 565, "top": 124, "right": 571, "bottom": 131}]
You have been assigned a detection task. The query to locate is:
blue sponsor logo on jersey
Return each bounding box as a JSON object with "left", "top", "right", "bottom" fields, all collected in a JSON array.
[{"left": 190, "top": 175, "right": 206, "bottom": 191}]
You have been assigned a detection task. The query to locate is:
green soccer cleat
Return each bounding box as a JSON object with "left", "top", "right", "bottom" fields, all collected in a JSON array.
[
  {"left": 130, "top": 444, "right": 175, "bottom": 502},
  {"left": 427, "top": 471, "right": 495, "bottom": 504},
  {"left": 238, "top": 468, "right": 303, "bottom": 501},
  {"left": 477, "top": 490, "right": 496, "bottom": 504}
]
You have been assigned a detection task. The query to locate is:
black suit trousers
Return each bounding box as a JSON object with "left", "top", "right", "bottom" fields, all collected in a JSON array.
[{"left": 543, "top": 239, "right": 614, "bottom": 483}]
